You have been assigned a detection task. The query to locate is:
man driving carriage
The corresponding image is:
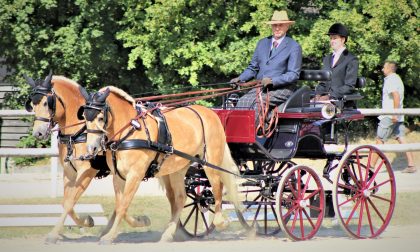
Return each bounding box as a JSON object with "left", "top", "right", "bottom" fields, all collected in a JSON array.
[{"left": 230, "top": 10, "right": 302, "bottom": 111}]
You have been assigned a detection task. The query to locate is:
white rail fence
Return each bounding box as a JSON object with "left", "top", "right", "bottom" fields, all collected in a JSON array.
[{"left": 0, "top": 108, "right": 419, "bottom": 197}]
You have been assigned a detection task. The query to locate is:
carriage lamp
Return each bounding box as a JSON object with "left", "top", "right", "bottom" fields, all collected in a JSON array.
[{"left": 321, "top": 103, "right": 337, "bottom": 119}]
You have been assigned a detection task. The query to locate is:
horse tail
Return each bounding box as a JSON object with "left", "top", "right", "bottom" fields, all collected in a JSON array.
[{"left": 219, "top": 143, "right": 241, "bottom": 211}]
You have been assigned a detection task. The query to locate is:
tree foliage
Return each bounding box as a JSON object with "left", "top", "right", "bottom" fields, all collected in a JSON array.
[{"left": 1, "top": 0, "right": 418, "bottom": 111}]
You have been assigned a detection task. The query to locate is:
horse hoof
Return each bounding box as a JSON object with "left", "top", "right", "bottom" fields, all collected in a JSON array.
[
  {"left": 215, "top": 220, "right": 230, "bottom": 231},
  {"left": 82, "top": 215, "right": 95, "bottom": 227},
  {"left": 135, "top": 215, "right": 151, "bottom": 227},
  {"left": 99, "top": 239, "right": 113, "bottom": 245},
  {"left": 159, "top": 234, "right": 173, "bottom": 243},
  {"left": 160, "top": 222, "right": 176, "bottom": 242},
  {"left": 44, "top": 234, "right": 59, "bottom": 244}
]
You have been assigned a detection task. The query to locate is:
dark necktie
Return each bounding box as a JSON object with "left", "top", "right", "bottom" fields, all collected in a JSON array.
[
  {"left": 331, "top": 54, "right": 335, "bottom": 67},
  {"left": 270, "top": 41, "right": 279, "bottom": 57}
]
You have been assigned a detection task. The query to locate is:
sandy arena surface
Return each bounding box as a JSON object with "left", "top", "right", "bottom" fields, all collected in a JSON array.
[
  {"left": 1, "top": 155, "right": 420, "bottom": 252},
  {"left": 1, "top": 224, "right": 420, "bottom": 252}
]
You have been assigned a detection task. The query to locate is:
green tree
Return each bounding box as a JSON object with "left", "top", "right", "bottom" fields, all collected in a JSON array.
[
  {"left": 1, "top": 0, "right": 419, "bottom": 110},
  {"left": 300, "top": 0, "right": 419, "bottom": 109},
  {"left": 0, "top": 0, "right": 150, "bottom": 107}
]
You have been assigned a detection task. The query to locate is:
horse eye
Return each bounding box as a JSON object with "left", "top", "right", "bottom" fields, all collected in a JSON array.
[
  {"left": 98, "top": 117, "right": 104, "bottom": 122},
  {"left": 43, "top": 101, "right": 48, "bottom": 107}
]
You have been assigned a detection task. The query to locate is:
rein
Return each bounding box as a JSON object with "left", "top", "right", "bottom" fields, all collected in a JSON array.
[
  {"left": 134, "top": 81, "right": 261, "bottom": 106},
  {"left": 136, "top": 87, "right": 232, "bottom": 102},
  {"left": 81, "top": 84, "right": 265, "bottom": 182},
  {"left": 255, "top": 87, "right": 279, "bottom": 138},
  {"left": 161, "top": 81, "right": 262, "bottom": 107},
  {"left": 51, "top": 121, "right": 85, "bottom": 132}
]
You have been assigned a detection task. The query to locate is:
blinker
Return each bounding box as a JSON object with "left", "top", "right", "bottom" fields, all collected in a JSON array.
[
  {"left": 25, "top": 100, "right": 33, "bottom": 112},
  {"left": 77, "top": 106, "right": 85, "bottom": 120}
]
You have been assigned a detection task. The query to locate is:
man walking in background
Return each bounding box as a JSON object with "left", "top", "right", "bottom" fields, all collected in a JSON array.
[{"left": 375, "top": 60, "right": 416, "bottom": 173}]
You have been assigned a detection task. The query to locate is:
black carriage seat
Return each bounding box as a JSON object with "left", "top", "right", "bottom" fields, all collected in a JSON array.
[
  {"left": 342, "top": 77, "right": 366, "bottom": 102},
  {"left": 278, "top": 70, "right": 332, "bottom": 113}
]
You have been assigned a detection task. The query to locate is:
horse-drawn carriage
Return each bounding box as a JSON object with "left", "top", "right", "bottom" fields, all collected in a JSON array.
[
  {"left": 180, "top": 70, "right": 395, "bottom": 240},
  {"left": 24, "top": 69, "right": 395, "bottom": 243}
]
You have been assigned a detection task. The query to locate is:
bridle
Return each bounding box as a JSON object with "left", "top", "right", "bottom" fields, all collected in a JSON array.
[
  {"left": 25, "top": 86, "right": 65, "bottom": 135},
  {"left": 80, "top": 100, "right": 111, "bottom": 152}
]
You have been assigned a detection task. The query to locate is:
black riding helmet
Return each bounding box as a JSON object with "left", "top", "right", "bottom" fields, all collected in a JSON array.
[{"left": 326, "top": 23, "right": 349, "bottom": 43}]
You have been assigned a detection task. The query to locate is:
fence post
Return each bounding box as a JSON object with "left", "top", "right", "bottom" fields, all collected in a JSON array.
[{"left": 50, "top": 130, "right": 59, "bottom": 198}]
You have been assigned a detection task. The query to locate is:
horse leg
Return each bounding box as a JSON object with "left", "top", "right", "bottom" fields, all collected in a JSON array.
[
  {"left": 204, "top": 144, "right": 240, "bottom": 231},
  {"left": 205, "top": 170, "right": 228, "bottom": 230},
  {"left": 161, "top": 175, "right": 176, "bottom": 218},
  {"left": 66, "top": 168, "right": 98, "bottom": 227},
  {"left": 160, "top": 168, "right": 188, "bottom": 242},
  {"left": 99, "top": 173, "right": 144, "bottom": 244},
  {"left": 123, "top": 177, "right": 151, "bottom": 228},
  {"left": 99, "top": 175, "right": 123, "bottom": 238},
  {"left": 45, "top": 167, "right": 97, "bottom": 244}
]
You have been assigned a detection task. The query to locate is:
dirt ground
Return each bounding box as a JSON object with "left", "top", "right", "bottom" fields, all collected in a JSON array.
[
  {"left": 1, "top": 169, "right": 420, "bottom": 252},
  {"left": 1, "top": 137, "right": 420, "bottom": 252},
  {"left": 1, "top": 224, "right": 420, "bottom": 252}
]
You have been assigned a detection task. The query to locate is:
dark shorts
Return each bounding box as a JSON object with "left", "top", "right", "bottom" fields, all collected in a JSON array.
[{"left": 377, "top": 117, "right": 406, "bottom": 142}]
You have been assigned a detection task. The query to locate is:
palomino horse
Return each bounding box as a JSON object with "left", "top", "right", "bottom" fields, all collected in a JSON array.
[
  {"left": 79, "top": 86, "right": 240, "bottom": 244},
  {"left": 24, "top": 73, "right": 150, "bottom": 243}
]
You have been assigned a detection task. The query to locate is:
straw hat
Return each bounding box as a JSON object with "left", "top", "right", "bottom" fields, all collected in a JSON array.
[{"left": 266, "top": 10, "right": 295, "bottom": 25}]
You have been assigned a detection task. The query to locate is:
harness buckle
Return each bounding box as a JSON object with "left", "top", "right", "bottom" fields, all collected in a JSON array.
[
  {"left": 109, "top": 142, "right": 118, "bottom": 151},
  {"left": 166, "top": 145, "right": 174, "bottom": 155},
  {"left": 131, "top": 119, "right": 142, "bottom": 130}
]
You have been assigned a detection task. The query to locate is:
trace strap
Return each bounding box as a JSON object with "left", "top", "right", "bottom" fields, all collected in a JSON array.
[{"left": 113, "top": 139, "right": 241, "bottom": 178}]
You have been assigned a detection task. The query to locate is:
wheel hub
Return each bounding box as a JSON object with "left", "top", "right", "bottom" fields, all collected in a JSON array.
[
  {"left": 362, "top": 189, "right": 371, "bottom": 198},
  {"left": 299, "top": 199, "right": 308, "bottom": 208}
]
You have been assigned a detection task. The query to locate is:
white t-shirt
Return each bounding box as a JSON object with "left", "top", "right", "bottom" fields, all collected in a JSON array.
[{"left": 378, "top": 73, "right": 404, "bottom": 122}]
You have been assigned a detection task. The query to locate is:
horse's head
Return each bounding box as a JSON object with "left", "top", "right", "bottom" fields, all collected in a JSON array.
[
  {"left": 24, "top": 71, "right": 57, "bottom": 140},
  {"left": 78, "top": 88, "right": 111, "bottom": 156}
]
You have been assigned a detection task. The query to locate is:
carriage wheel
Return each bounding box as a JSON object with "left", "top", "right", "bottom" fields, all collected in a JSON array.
[
  {"left": 236, "top": 161, "right": 295, "bottom": 236},
  {"left": 333, "top": 145, "right": 396, "bottom": 239},
  {"left": 179, "top": 167, "right": 215, "bottom": 237},
  {"left": 275, "top": 165, "right": 325, "bottom": 241}
]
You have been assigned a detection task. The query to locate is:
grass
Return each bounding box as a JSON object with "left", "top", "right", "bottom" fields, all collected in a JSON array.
[{"left": 1, "top": 191, "right": 419, "bottom": 239}]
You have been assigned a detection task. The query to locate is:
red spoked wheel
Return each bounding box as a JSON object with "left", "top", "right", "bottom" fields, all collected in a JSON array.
[
  {"left": 333, "top": 145, "right": 396, "bottom": 239},
  {"left": 236, "top": 161, "right": 295, "bottom": 236},
  {"left": 275, "top": 165, "right": 325, "bottom": 241}
]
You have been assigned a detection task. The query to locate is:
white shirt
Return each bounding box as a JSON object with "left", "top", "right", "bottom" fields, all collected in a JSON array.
[
  {"left": 332, "top": 47, "right": 346, "bottom": 66},
  {"left": 271, "top": 36, "right": 286, "bottom": 50},
  {"left": 379, "top": 73, "right": 404, "bottom": 122}
]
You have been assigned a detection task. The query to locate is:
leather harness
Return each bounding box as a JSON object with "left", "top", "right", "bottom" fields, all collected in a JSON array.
[
  {"left": 27, "top": 86, "right": 110, "bottom": 178},
  {"left": 101, "top": 104, "right": 240, "bottom": 181}
]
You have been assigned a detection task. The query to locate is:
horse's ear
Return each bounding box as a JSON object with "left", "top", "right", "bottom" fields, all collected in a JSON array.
[
  {"left": 97, "top": 88, "right": 110, "bottom": 103},
  {"left": 77, "top": 106, "right": 85, "bottom": 120},
  {"left": 79, "top": 86, "right": 90, "bottom": 101},
  {"left": 42, "top": 70, "right": 53, "bottom": 89},
  {"left": 23, "top": 74, "right": 35, "bottom": 87}
]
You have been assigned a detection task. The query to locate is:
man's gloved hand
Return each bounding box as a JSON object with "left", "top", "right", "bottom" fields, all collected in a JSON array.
[
  {"left": 230, "top": 77, "right": 240, "bottom": 88},
  {"left": 261, "top": 77, "right": 273, "bottom": 88}
]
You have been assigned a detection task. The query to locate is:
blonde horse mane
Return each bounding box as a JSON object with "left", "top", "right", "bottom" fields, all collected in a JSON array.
[
  {"left": 51, "top": 75, "right": 81, "bottom": 90},
  {"left": 100, "top": 86, "right": 136, "bottom": 108}
]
